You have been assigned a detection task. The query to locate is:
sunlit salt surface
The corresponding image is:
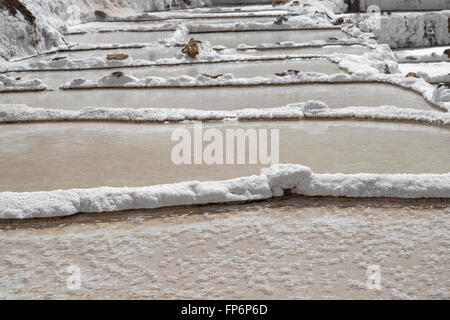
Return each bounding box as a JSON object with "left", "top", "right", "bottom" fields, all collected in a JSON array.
[
  {"left": 1, "top": 121, "right": 449, "bottom": 192},
  {"left": 398, "top": 62, "right": 450, "bottom": 82},
  {"left": 64, "top": 30, "right": 173, "bottom": 44},
  {"left": 0, "top": 83, "right": 435, "bottom": 111},
  {"left": 191, "top": 29, "right": 350, "bottom": 48},
  {"left": 9, "top": 58, "right": 343, "bottom": 89},
  {"left": 0, "top": 202, "right": 448, "bottom": 299}
]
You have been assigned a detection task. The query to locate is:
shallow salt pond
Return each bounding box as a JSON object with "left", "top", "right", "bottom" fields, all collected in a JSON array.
[
  {"left": 14, "top": 46, "right": 180, "bottom": 65},
  {"left": 398, "top": 62, "right": 450, "bottom": 82},
  {"left": 8, "top": 58, "right": 343, "bottom": 89},
  {"left": 0, "top": 83, "right": 436, "bottom": 111},
  {"left": 229, "top": 44, "right": 372, "bottom": 56},
  {"left": 64, "top": 30, "right": 173, "bottom": 45},
  {"left": 1, "top": 121, "right": 449, "bottom": 192},
  {"left": 0, "top": 201, "right": 448, "bottom": 299},
  {"left": 64, "top": 29, "right": 349, "bottom": 47},
  {"left": 191, "top": 29, "right": 350, "bottom": 48},
  {"left": 9, "top": 44, "right": 371, "bottom": 68},
  {"left": 68, "top": 16, "right": 279, "bottom": 32}
]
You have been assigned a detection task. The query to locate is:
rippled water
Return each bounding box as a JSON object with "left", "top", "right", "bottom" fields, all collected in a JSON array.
[{"left": 1, "top": 201, "right": 448, "bottom": 299}]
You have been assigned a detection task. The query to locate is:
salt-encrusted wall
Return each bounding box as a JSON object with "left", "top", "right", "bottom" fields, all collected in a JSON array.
[
  {"left": 0, "top": 0, "right": 209, "bottom": 61},
  {"left": 347, "top": 0, "right": 450, "bottom": 11},
  {"left": 374, "top": 11, "right": 450, "bottom": 48}
]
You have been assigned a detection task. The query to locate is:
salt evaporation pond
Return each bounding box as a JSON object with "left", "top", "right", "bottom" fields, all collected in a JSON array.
[
  {"left": 9, "top": 44, "right": 371, "bottom": 69},
  {"left": 191, "top": 29, "right": 350, "bottom": 47},
  {"left": 64, "top": 30, "right": 173, "bottom": 44},
  {"left": 231, "top": 44, "right": 372, "bottom": 56},
  {"left": 0, "top": 83, "right": 435, "bottom": 111},
  {"left": 1, "top": 121, "right": 449, "bottom": 192},
  {"left": 1, "top": 202, "right": 447, "bottom": 299},
  {"left": 65, "top": 29, "right": 349, "bottom": 46},
  {"left": 8, "top": 58, "right": 343, "bottom": 89}
]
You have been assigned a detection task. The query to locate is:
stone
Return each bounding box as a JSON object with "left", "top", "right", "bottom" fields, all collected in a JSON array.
[{"left": 106, "top": 53, "right": 129, "bottom": 61}]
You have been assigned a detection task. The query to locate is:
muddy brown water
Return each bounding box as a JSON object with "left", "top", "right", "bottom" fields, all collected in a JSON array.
[{"left": 0, "top": 121, "right": 449, "bottom": 192}]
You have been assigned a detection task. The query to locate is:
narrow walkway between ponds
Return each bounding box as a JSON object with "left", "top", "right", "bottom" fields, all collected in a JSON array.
[
  {"left": 1, "top": 121, "right": 449, "bottom": 192},
  {"left": 8, "top": 58, "right": 343, "bottom": 89}
]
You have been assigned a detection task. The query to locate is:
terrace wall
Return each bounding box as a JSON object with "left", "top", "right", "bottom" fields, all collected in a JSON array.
[{"left": 346, "top": 0, "right": 450, "bottom": 12}]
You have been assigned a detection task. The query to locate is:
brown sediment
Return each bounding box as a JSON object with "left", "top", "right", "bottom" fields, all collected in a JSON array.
[
  {"left": 94, "top": 10, "right": 108, "bottom": 20},
  {"left": 406, "top": 72, "right": 420, "bottom": 78},
  {"left": 444, "top": 48, "right": 450, "bottom": 58},
  {"left": 334, "top": 17, "right": 344, "bottom": 25},
  {"left": 182, "top": 38, "right": 199, "bottom": 58},
  {"left": 272, "top": 0, "right": 291, "bottom": 7},
  {"left": 1, "top": 193, "right": 448, "bottom": 229},
  {"left": 202, "top": 73, "right": 223, "bottom": 79},
  {"left": 106, "top": 53, "right": 129, "bottom": 61}
]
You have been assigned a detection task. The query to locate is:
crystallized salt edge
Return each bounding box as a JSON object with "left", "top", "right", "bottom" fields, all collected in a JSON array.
[
  {"left": 1, "top": 164, "right": 449, "bottom": 219},
  {"left": 1, "top": 101, "right": 449, "bottom": 128}
]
